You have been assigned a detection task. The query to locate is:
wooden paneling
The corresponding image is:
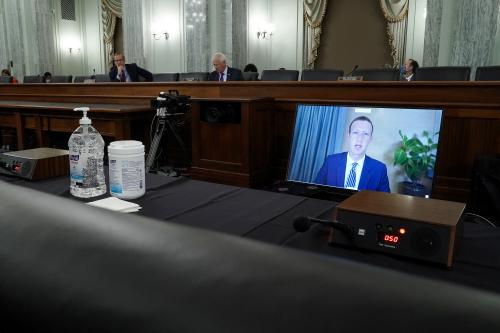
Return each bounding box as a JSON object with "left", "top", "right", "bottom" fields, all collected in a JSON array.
[{"left": 1, "top": 82, "right": 500, "bottom": 202}]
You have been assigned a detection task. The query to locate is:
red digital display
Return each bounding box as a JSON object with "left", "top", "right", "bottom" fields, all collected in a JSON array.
[{"left": 383, "top": 234, "right": 399, "bottom": 244}]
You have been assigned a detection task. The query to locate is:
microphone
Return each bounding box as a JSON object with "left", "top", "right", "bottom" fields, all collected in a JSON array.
[
  {"left": 293, "top": 216, "right": 354, "bottom": 237},
  {"left": 346, "top": 64, "right": 359, "bottom": 76}
]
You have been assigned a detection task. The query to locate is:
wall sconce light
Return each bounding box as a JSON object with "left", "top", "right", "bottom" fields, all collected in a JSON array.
[
  {"left": 68, "top": 47, "right": 81, "bottom": 54},
  {"left": 152, "top": 32, "right": 169, "bottom": 40},
  {"left": 256, "top": 23, "right": 275, "bottom": 40}
]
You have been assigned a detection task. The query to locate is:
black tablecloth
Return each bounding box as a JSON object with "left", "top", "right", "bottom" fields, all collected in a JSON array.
[{"left": 3, "top": 172, "right": 500, "bottom": 294}]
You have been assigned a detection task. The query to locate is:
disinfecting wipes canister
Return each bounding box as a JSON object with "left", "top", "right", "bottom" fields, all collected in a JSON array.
[{"left": 108, "top": 140, "right": 145, "bottom": 199}]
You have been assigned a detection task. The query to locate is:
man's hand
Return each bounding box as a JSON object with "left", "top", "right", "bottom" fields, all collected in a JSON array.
[{"left": 117, "top": 65, "right": 125, "bottom": 75}]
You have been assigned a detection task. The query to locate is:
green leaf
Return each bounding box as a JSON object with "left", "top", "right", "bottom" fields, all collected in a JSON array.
[{"left": 394, "top": 150, "right": 408, "bottom": 165}]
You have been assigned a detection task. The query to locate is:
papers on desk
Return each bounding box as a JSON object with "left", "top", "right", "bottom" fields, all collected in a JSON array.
[{"left": 87, "top": 197, "right": 141, "bottom": 213}]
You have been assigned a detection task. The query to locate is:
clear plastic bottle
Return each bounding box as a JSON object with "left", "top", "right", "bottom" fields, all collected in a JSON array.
[{"left": 68, "top": 107, "right": 106, "bottom": 198}]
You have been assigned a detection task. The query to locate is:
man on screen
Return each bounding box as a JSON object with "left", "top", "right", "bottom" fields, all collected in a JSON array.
[{"left": 314, "top": 116, "right": 390, "bottom": 192}]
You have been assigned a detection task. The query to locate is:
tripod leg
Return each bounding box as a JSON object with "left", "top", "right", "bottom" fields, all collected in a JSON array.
[
  {"left": 166, "top": 119, "right": 187, "bottom": 153},
  {"left": 145, "top": 119, "right": 166, "bottom": 173}
]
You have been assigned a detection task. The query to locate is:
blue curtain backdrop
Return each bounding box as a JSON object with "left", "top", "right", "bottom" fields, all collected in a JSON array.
[{"left": 288, "top": 105, "right": 347, "bottom": 183}]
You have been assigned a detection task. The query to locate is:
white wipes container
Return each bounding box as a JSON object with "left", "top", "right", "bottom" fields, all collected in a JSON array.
[{"left": 108, "top": 140, "right": 145, "bottom": 199}]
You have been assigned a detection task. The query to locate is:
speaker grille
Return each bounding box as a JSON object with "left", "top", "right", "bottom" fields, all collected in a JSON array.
[
  {"left": 61, "top": 0, "right": 76, "bottom": 21},
  {"left": 410, "top": 227, "right": 442, "bottom": 257}
]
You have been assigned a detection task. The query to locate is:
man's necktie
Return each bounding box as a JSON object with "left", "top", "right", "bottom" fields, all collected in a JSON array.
[
  {"left": 219, "top": 73, "right": 224, "bottom": 82},
  {"left": 345, "top": 162, "right": 358, "bottom": 188},
  {"left": 120, "top": 71, "right": 126, "bottom": 82}
]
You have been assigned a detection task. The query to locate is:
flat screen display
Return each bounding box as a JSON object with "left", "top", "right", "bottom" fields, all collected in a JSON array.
[{"left": 287, "top": 105, "right": 443, "bottom": 197}]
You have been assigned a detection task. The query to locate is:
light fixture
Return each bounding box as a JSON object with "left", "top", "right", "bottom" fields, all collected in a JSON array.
[
  {"left": 68, "top": 47, "right": 81, "bottom": 54},
  {"left": 256, "top": 22, "right": 275, "bottom": 40},
  {"left": 152, "top": 32, "right": 169, "bottom": 40}
]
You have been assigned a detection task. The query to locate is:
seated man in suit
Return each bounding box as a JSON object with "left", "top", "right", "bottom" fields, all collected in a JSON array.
[
  {"left": 209, "top": 52, "right": 243, "bottom": 81},
  {"left": 109, "top": 53, "right": 153, "bottom": 82},
  {"left": 314, "top": 116, "right": 390, "bottom": 192},
  {"left": 401, "top": 58, "right": 419, "bottom": 81}
]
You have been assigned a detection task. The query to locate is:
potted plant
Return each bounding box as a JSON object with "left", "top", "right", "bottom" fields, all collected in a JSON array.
[{"left": 393, "top": 130, "right": 438, "bottom": 197}]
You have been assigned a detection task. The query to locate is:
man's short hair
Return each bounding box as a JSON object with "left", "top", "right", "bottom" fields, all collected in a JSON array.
[
  {"left": 212, "top": 52, "right": 227, "bottom": 63},
  {"left": 349, "top": 116, "right": 374, "bottom": 134},
  {"left": 113, "top": 52, "right": 125, "bottom": 60}
]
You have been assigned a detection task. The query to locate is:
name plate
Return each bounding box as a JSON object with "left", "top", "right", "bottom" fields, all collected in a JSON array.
[{"left": 338, "top": 76, "right": 363, "bottom": 81}]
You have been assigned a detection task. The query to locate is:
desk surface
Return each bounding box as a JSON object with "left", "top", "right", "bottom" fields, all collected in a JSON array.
[
  {"left": 2, "top": 172, "right": 500, "bottom": 295},
  {"left": 0, "top": 100, "right": 150, "bottom": 113}
]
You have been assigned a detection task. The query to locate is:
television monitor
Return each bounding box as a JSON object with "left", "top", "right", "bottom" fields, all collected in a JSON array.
[{"left": 287, "top": 104, "right": 443, "bottom": 197}]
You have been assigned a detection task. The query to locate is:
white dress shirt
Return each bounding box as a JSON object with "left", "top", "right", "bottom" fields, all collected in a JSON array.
[{"left": 344, "top": 153, "right": 366, "bottom": 190}]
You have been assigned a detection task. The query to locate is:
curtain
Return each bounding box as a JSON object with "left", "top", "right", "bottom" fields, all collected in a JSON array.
[
  {"left": 379, "top": 0, "right": 409, "bottom": 67},
  {"left": 303, "top": 0, "right": 328, "bottom": 69},
  {"left": 422, "top": 0, "right": 443, "bottom": 67},
  {"left": 450, "top": 0, "right": 500, "bottom": 79},
  {"left": 122, "top": 0, "right": 145, "bottom": 66},
  {"left": 184, "top": 0, "right": 209, "bottom": 72},
  {"left": 0, "top": 0, "right": 26, "bottom": 79},
  {"left": 33, "top": 0, "right": 56, "bottom": 74},
  {"left": 102, "top": 0, "right": 122, "bottom": 68},
  {"left": 288, "top": 105, "right": 347, "bottom": 183}
]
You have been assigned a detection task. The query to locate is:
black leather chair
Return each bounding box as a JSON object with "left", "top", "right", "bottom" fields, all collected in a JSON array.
[
  {"left": 73, "top": 76, "right": 91, "bottom": 83},
  {"left": 415, "top": 66, "right": 471, "bottom": 81},
  {"left": 0, "top": 76, "right": 12, "bottom": 84},
  {"left": 2, "top": 181, "right": 500, "bottom": 332},
  {"left": 153, "top": 73, "right": 180, "bottom": 82},
  {"left": 261, "top": 70, "right": 299, "bottom": 81},
  {"left": 301, "top": 69, "right": 344, "bottom": 81},
  {"left": 242, "top": 72, "right": 259, "bottom": 81},
  {"left": 50, "top": 75, "right": 73, "bottom": 83},
  {"left": 179, "top": 72, "right": 209, "bottom": 81},
  {"left": 23, "top": 75, "right": 42, "bottom": 83},
  {"left": 352, "top": 68, "right": 399, "bottom": 81},
  {"left": 94, "top": 74, "right": 111, "bottom": 82},
  {"left": 475, "top": 66, "right": 500, "bottom": 81}
]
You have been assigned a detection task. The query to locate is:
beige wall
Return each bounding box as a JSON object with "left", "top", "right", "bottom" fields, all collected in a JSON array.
[{"left": 316, "top": 0, "right": 392, "bottom": 72}]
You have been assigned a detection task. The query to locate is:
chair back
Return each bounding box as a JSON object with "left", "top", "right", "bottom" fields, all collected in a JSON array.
[
  {"left": 74, "top": 76, "right": 91, "bottom": 83},
  {"left": 50, "top": 75, "right": 73, "bottom": 83},
  {"left": 0, "top": 76, "right": 12, "bottom": 84},
  {"left": 415, "top": 66, "right": 471, "bottom": 81},
  {"left": 153, "top": 73, "right": 180, "bottom": 82},
  {"left": 352, "top": 68, "right": 399, "bottom": 81},
  {"left": 242, "top": 72, "right": 259, "bottom": 81},
  {"left": 179, "top": 72, "right": 209, "bottom": 81},
  {"left": 475, "top": 66, "right": 500, "bottom": 81},
  {"left": 94, "top": 74, "right": 111, "bottom": 82},
  {"left": 23, "top": 75, "right": 42, "bottom": 83},
  {"left": 301, "top": 69, "right": 344, "bottom": 81},
  {"left": 261, "top": 70, "right": 299, "bottom": 81}
]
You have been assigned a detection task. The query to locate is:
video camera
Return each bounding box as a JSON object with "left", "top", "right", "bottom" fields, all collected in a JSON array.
[{"left": 150, "top": 90, "right": 191, "bottom": 115}]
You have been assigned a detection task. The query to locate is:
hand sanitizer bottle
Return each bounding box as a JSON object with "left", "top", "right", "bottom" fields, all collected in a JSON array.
[{"left": 68, "top": 107, "right": 106, "bottom": 198}]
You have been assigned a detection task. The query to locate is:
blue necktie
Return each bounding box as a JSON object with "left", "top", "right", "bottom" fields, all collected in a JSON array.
[
  {"left": 219, "top": 73, "right": 224, "bottom": 82},
  {"left": 345, "top": 162, "right": 358, "bottom": 188}
]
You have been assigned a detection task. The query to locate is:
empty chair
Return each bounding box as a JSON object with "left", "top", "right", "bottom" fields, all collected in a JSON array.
[
  {"left": 415, "top": 66, "right": 471, "bottom": 81},
  {"left": 94, "top": 74, "right": 111, "bottom": 82},
  {"left": 50, "top": 75, "right": 73, "bottom": 83},
  {"left": 179, "top": 72, "right": 209, "bottom": 81},
  {"left": 301, "top": 69, "right": 344, "bottom": 81},
  {"left": 261, "top": 70, "right": 299, "bottom": 81},
  {"left": 351, "top": 68, "right": 399, "bottom": 81},
  {"left": 153, "top": 73, "right": 179, "bottom": 82},
  {"left": 242, "top": 72, "right": 259, "bottom": 81},
  {"left": 73, "top": 76, "right": 91, "bottom": 83},
  {"left": 0, "top": 76, "right": 12, "bottom": 84},
  {"left": 23, "top": 75, "right": 42, "bottom": 83},
  {"left": 475, "top": 66, "right": 500, "bottom": 81}
]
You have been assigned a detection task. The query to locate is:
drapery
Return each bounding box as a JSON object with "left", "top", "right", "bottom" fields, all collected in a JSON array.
[
  {"left": 0, "top": 0, "right": 26, "bottom": 79},
  {"left": 102, "top": 0, "right": 122, "bottom": 67},
  {"left": 450, "top": 0, "right": 500, "bottom": 79},
  {"left": 34, "top": 0, "right": 56, "bottom": 74},
  {"left": 303, "top": 0, "right": 328, "bottom": 69},
  {"left": 287, "top": 105, "right": 347, "bottom": 183},
  {"left": 122, "top": 0, "right": 145, "bottom": 66},
  {"left": 422, "top": 0, "right": 443, "bottom": 66},
  {"left": 379, "top": 0, "right": 409, "bottom": 67}
]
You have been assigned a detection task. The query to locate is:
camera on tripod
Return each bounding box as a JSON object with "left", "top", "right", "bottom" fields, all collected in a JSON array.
[{"left": 150, "top": 90, "right": 191, "bottom": 115}]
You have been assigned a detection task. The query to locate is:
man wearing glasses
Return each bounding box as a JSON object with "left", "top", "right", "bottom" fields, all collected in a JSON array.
[
  {"left": 208, "top": 52, "right": 243, "bottom": 82},
  {"left": 109, "top": 53, "right": 153, "bottom": 82}
]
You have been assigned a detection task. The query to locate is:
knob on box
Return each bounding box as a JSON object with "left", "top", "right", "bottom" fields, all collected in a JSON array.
[{"left": 330, "top": 191, "right": 466, "bottom": 268}]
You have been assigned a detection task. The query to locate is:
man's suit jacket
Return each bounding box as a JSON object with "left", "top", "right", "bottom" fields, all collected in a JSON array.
[
  {"left": 208, "top": 67, "right": 243, "bottom": 81},
  {"left": 314, "top": 152, "right": 390, "bottom": 192},
  {"left": 109, "top": 63, "right": 153, "bottom": 82}
]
